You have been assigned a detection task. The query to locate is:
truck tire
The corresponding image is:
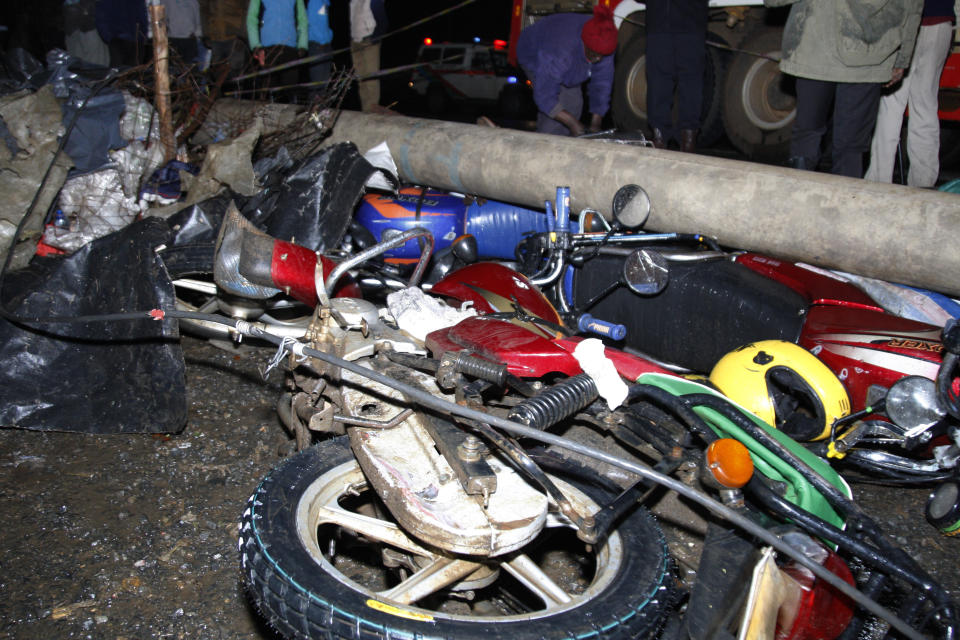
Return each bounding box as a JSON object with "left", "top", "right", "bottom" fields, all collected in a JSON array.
[
  {"left": 612, "top": 32, "right": 726, "bottom": 148},
  {"left": 722, "top": 28, "right": 794, "bottom": 161}
]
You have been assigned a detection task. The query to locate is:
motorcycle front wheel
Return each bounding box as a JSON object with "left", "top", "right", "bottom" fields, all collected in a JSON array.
[{"left": 239, "top": 437, "right": 675, "bottom": 640}]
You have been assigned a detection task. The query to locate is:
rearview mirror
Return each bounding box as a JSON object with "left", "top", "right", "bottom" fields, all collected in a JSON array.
[
  {"left": 623, "top": 249, "right": 669, "bottom": 296},
  {"left": 612, "top": 184, "right": 651, "bottom": 230},
  {"left": 885, "top": 375, "right": 947, "bottom": 437}
]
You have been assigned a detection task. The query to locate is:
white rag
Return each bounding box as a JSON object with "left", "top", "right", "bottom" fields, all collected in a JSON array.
[
  {"left": 386, "top": 287, "right": 476, "bottom": 342},
  {"left": 573, "top": 338, "right": 629, "bottom": 410}
]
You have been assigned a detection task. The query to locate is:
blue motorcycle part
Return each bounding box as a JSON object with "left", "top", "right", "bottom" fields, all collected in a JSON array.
[{"left": 578, "top": 313, "right": 627, "bottom": 341}]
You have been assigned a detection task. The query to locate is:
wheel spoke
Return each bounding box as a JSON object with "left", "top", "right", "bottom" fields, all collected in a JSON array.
[
  {"left": 315, "top": 502, "right": 436, "bottom": 559},
  {"left": 379, "top": 558, "right": 483, "bottom": 605},
  {"left": 503, "top": 553, "right": 572, "bottom": 607}
]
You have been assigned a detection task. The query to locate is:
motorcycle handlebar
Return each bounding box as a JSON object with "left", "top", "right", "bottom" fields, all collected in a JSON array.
[{"left": 577, "top": 313, "right": 626, "bottom": 341}]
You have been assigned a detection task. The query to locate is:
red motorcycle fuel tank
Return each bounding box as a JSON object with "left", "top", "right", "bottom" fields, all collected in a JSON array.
[
  {"left": 426, "top": 262, "right": 673, "bottom": 379},
  {"left": 427, "top": 262, "right": 573, "bottom": 376},
  {"left": 430, "top": 262, "right": 561, "bottom": 327},
  {"left": 737, "top": 253, "right": 944, "bottom": 410}
]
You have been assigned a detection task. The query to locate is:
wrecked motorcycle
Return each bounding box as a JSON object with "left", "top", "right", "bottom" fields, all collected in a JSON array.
[
  {"left": 347, "top": 183, "right": 959, "bottom": 486},
  {"left": 191, "top": 209, "right": 958, "bottom": 640},
  {"left": 525, "top": 186, "right": 959, "bottom": 487}
]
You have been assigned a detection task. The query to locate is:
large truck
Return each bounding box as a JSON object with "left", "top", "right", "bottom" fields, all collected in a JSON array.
[{"left": 509, "top": 0, "right": 960, "bottom": 161}]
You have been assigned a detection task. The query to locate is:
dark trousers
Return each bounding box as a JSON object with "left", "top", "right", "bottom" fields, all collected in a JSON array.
[
  {"left": 108, "top": 38, "right": 147, "bottom": 68},
  {"left": 646, "top": 32, "right": 705, "bottom": 137},
  {"left": 308, "top": 42, "right": 332, "bottom": 86},
  {"left": 169, "top": 37, "right": 198, "bottom": 65},
  {"left": 791, "top": 77, "right": 883, "bottom": 178},
  {"left": 261, "top": 45, "right": 301, "bottom": 89}
]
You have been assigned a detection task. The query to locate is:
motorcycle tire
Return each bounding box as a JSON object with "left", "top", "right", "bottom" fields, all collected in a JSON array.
[{"left": 239, "top": 437, "right": 675, "bottom": 640}]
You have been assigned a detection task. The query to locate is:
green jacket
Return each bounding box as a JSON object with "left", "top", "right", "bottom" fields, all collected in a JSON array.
[{"left": 764, "top": 0, "right": 923, "bottom": 83}]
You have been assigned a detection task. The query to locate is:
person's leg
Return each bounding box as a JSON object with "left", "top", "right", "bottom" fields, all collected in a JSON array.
[
  {"left": 905, "top": 22, "right": 953, "bottom": 187},
  {"left": 109, "top": 38, "right": 138, "bottom": 68},
  {"left": 831, "top": 82, "right": 882, "bottom": 178},
  {"left": 537, "top": 84, "right": 584, "bottom": 136},
  {"left": 351, "top": 40, "right": 381, "bottom": 111},
  {"left": 863, "top": 70, "right": 910, "bottom": 183},
  {"left": 308, "top": 41, "right": 332, "bottom": 86},
  {"left": 675, "top": 33, "right": 705, "bottom": 131},
  {"left": 645, "top": 33, "right": 674, "bottom": 144},
  {"left": 169, "top": 37, "right": 198, "bottom": 65},
  {"left": 789, "top": 77, "right": 834, "bottom": 169},
  {"left": 262, "top": 45, "right": 300, "bottom": 92}
]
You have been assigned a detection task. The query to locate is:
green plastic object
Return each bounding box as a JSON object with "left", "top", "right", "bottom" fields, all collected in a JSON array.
[
  {"left": 637, "top": 373, "right": 850, "bottom": 529},
  {"left": 938, "top": 178, "right": 960, "bottom": 193}
]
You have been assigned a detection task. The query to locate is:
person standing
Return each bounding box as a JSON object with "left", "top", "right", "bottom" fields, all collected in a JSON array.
[
  {"left": 865, "top": 0, "right": 957, "bottom": 187},
  {"left": 95, "top": 0, "right": 150, "bottom": 68},
  {"left": 645, "top": 0, "right": 709, "bottom": 152},
  {"left": 767, "top": 0, "right": 923, "bottom": 178},
  {"left": 349, "top": 0, "right": 387, "bottom": 111},
  {"left": 306, "top": 0, "right": 333, "bottom": 88},
  {"left": 516, "top": 5, "right": 618, "bottom": 136},
  {"left": 159, "top": 0, "right": 202, "bottom": 65},
  {"left": 64, "top": 0, "right": 109, "bottom": 66},
  {"left": 246, "top": 0, "right": 307, "bottom": 89}
]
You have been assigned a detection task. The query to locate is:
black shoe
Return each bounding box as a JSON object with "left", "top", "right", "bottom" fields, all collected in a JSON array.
[
  {"left": 680, "top": 129, "right": 698, "bottom": 153},
  {"left": 651, "top": 128, "right": 667, "bottom": 149}
]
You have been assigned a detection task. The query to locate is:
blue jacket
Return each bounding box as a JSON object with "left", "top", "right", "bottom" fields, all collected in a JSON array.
[
  {"left": 307, "top": 0, "right": 333, "bottom": 45},
  {"left": 246, "top": 0, "right": 308, "bottom": 50},
  {"left": 516, "top": 13, "right": 614, "bottom": 118}
]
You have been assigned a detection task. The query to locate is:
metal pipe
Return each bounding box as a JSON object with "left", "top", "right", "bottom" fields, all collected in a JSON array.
[
  {"left": 325, "top": 111, "right": 960, "bottom": 296},
  {"left": 323, "top": 227, "right": 434, "bottom": 294}
]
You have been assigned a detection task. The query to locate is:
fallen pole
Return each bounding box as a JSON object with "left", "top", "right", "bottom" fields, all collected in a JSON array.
[{"left": 325, "top": 111, "right": 960, "bottom": 297}]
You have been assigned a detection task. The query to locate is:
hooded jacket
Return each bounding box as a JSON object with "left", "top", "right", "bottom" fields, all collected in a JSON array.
[
  {"left": 516, "top": 13, "right": 615, "bottom": 118},
  {"left": 765, "top": 0, "right": 923, "bottom": 83}
]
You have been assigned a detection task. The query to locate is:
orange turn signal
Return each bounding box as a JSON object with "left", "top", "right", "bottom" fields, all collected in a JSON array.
[{"left": 705, "top": 438, "right": 754, "bottom": 489}]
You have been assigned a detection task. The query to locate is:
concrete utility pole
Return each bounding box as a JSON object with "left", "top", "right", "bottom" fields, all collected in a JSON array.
[{"left": 325, "top": 111, "right": 960, "bottom": 297}]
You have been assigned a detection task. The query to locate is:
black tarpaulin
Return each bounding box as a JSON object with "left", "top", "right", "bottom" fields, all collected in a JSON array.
[
  {"left": 243, "top": 141, "right": 377, "bottom": 252},
  {"left": 0, "top": 218, "right": 186, "bottom": 433}
]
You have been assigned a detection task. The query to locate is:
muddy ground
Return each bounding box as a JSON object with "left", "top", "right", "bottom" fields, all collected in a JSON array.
[{"left": 0, "top": 335, "right": 957, "bottom": 639}]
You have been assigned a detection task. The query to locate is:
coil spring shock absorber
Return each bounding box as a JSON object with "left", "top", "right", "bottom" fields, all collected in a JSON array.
[
  {"left": 436, "top": 351, "right": 508, "bottom": 390},
  {"left": 508, "top": 374, "right": 599, "bottom": 430}
]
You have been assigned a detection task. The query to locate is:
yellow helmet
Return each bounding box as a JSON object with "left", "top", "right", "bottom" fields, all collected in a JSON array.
[{"left": 709, "top": 340, "right": 850, "bottom": 441}]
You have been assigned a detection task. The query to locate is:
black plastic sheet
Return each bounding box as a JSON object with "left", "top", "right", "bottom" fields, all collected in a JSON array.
[
  {"left": 165, "top": 142, "right": 376, "bottom": 253},
  {"left": 0, "top": 218, "right": 186, "bottom": 433},
  {"left": 242, "top": 141, "right": 377, "bottom": 252},
  {"left": 0, "top": 142, "right": 376, "bottom": 433},
  {"left": 61, "top": 86, "right": 127, "bottom": 175}
]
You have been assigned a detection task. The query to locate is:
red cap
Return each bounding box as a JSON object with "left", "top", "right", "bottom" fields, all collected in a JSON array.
[{"left": 581, "top": 5, "right": 617, "bottom": 56}]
